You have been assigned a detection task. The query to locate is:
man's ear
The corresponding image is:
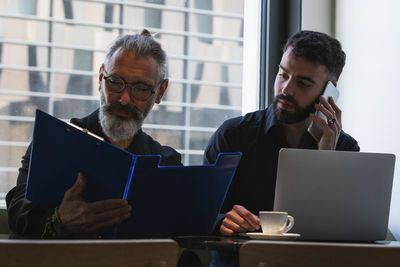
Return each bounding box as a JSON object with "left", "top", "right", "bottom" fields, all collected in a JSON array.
[
  {"left": 98, "top": 65, "right": 104, "bottom": 90},
  {"left": 331, "top": 80, "right": 338, "bottom": 87},
  {"left": 155, "top": 79, "right": 168, "bottom": 104}
]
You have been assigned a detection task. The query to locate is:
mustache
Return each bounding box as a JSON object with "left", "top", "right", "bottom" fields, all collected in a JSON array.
[
  {"left": 274, "top": 94, "right": 299, "bottom": 106},
  {"left": 103, "top": 102, "right": 143, "bottom": 121}
]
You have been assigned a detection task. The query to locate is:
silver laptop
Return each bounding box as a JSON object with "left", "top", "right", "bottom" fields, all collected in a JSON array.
[{"left": 274, "top": 148, "right": 396, "bottom": 241}]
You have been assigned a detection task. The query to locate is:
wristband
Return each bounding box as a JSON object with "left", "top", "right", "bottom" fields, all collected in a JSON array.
[{"left": 42, "top": 206, "right": 68, "bottom": 238}]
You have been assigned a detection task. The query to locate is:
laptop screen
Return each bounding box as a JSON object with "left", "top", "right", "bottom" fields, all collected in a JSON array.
[{"left": 274, "top": 148, "right": 395, "bottom": 241}]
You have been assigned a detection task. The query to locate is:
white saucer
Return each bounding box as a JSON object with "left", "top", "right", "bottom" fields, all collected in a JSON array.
[{"left": 240, "top": 232, "right": 300, "bottom": 240}]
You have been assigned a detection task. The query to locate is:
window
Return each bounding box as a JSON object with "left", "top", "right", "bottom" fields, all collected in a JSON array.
[{"left": 0, "top": 0, "right": 244, "bottom": 201}]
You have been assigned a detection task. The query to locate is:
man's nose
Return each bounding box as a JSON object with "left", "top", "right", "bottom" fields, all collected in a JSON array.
[
  {"left": 282, "top": 80, "right": 295, "bottom": 96},
  {"left": 119, "top": 89, "right": 132, "bottom": 105}
]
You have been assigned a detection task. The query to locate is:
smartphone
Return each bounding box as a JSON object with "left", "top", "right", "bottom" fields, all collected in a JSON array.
[{"left": 307, "top": 81, "right": 340, "bottom": 141}]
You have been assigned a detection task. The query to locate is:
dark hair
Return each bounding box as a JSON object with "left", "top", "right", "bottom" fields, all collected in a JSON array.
[
  {"left": 105, "top": 29, "right": 167, "bottom": 80},
  {"left": 283, "top": 31, "right": 346, "bottom": 80}
]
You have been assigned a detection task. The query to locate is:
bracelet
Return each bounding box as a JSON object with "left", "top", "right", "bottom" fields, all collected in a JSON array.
[
  {"left": 42, "top": 206, "right": 68, "bottom": 239},
  {"left": 42, "top": 207, "right": 103, "bottom": 239}
]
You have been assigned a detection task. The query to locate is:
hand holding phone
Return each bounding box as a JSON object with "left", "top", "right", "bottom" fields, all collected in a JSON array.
[{"left": 307, "top": 81, "right": 340, "bottom": 141}]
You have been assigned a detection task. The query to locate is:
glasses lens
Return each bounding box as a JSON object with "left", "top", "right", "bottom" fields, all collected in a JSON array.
[
  {"left": 131, "top": 84, "right": 153, "bottom": 101},
  {"left": 105, "top": 75, "right": 124, "bottom": 92}
]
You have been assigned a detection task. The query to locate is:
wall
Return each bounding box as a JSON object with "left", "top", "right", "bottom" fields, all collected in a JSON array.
[
  {"left": 302, "top": 0, "right": 334, "bottom": 35},
  {"left": 303, "top": 0, "right": 400, "bottom": 240},
  {"left": 335, "top": 0, "right": 400, "bottom": 240}
]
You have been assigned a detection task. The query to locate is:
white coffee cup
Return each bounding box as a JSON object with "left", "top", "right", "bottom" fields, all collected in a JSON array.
[{"left": 259, "top": 211, "right": 294, "bottom": 234}]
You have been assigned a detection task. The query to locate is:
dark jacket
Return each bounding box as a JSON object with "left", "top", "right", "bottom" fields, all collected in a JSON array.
[{"left": 6, "top": 109, "right": 181, "bottom": 237}]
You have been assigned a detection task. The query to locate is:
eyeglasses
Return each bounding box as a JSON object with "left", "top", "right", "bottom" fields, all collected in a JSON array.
[{"left": 102, "top": 68, "right": 162, "bottom": 101}]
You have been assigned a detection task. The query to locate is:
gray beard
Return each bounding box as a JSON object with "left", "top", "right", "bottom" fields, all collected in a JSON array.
[{"left": 99, "top": 89, "right": 145, "bottom": 142}]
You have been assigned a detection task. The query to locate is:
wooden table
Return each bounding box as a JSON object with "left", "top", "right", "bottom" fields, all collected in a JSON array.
[
  {"left": 240, "top": 240, "right": 400, "bottom": 267},
  {"left": 175, "top": 236, "right": 400, "bottom": 267},
  {"left": 1, "top": 235, "right": 399, "bottom": 267},
  {"left": 0, "top": 238, "right": 180, "bottom": 267}
]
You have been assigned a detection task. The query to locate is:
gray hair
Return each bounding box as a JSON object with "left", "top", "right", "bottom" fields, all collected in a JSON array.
[{"left": 104, "top": 29, "right": 167, "bottom": 81}]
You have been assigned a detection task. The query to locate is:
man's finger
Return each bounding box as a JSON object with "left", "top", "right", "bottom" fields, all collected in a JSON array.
[
  {"left": 85, "top": 212, "right": 131, "bottom": 233},
  {"left": 309, "top": 113, "right": 328, "bottom": 128},
  {"left": 220, "top": 224, "right": 235, "bottom": 236},
  {"left": 86, "top": 199, "right": 130, "bottom": 213},
  {"left": 328, "top": 97, "right": 342, "bottom": 123},
  {"left": 233, "top": 205, "right": 260, "bottom": 230},
  {"left": 315, "top": 102, "right": 335, "bottom": 123},
  {"left": 87, "top": 203, "right": 131, "bottom": 222},
  {"left": 64, "top": 172, "right": 87, "bottom": 200},
  {"left": 226, "top": 210, "right": 256, "bottom": 231},
  {"left": 222, "top": 217, "right": 248, "bottom": 233}
]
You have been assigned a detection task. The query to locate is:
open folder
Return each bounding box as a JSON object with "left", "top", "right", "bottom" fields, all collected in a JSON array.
[{"left": 26, "top": 110, "right": 242, "bottom": 238}]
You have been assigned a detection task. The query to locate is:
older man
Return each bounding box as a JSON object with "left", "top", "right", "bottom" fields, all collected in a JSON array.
[{"left": 6, "top": 30, "right": 181, "bottom": 238}]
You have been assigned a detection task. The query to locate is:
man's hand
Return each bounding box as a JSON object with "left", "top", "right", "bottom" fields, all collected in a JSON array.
[
  {"left": 220, "top": 205, "right": 260, "bottom": 236},
  {"left": 58, "top": 172, "right": 132, "bottom": 234},
  {"left": 310, "top": 96, "right": 342, "bottom": 150}
]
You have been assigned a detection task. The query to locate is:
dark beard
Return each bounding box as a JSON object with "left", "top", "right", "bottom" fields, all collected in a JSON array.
[{"left": 273, "top": 94, "right": 318, "bottom": 124}]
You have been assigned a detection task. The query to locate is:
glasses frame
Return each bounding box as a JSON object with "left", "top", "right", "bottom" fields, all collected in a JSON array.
[{"left": 102, "top": 66, "right": 164, "bottom": 101}]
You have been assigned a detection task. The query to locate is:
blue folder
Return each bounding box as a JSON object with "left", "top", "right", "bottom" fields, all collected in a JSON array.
[{"left": 26, "top": 110, "right": 241, "bottom": 238}]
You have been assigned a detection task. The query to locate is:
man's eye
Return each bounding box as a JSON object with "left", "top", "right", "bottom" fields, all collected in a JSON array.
[
  {"left": 107, "top": 78, "right": 123, "bottom": 86},
  {"left": 278, "top": 72, "right": 288, "bottom": 79},
  {"left": 297, "top": 81, "right": 310, "bottom": 88},
  {"left": 134, "top": 85, "right": 151, "bottom": 92}
]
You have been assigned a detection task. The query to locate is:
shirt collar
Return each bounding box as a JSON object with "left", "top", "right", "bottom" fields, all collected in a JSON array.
[
  {"left": 264, "top": 105, "right": 318, "bottom": 148},
  {"left": 263, "top": 104, "right": 281, "bottom": 135}
]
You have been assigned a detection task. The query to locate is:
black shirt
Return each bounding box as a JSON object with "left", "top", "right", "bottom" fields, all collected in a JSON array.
[
  {"left": 204, "top": 105, "right": 360, "bottom": 215},
  {"left": 6, "top": 109, "right": 181, "bottom": 237}
]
